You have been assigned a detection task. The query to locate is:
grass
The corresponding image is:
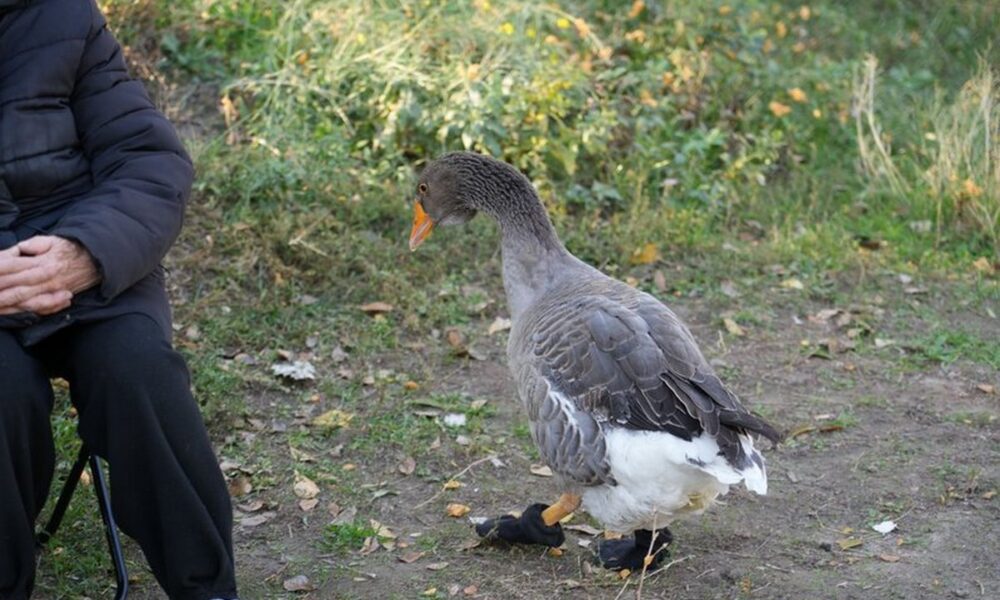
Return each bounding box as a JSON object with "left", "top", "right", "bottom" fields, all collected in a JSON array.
[
  {"left": 856, "top": 56, "right": 999, "bottom": 255},
  {"left": 31, "top": 0, "right": 1000, "bottom": 597},
  {"left": 322, "top": 520, "right": 378, "bottom": 554}
]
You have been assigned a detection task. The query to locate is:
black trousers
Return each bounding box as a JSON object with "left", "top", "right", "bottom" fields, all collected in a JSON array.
[{"left": 0, "top": 314, "right": 237, "bottom": 600}]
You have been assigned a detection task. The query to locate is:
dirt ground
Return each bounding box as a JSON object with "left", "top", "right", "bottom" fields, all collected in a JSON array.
[
  {"left": 62, "top": 273, "right": 997, "bottom": 600},
  {"left": 202, "top": 280, "right": 996, "bottom": 600}
]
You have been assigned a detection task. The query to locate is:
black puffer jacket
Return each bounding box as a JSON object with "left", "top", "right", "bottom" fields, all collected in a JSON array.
[{"left": 0, "top": 0, "right": 192, "bottom": 345}]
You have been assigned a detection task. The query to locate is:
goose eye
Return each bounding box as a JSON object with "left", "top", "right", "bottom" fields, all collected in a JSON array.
[{"left": 418, "top": 183, "right": 428, "bottom": 194}]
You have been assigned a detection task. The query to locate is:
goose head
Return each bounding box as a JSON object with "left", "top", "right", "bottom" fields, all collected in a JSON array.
[
  {"left": 409, "top": 151, "right": 549, "bottom": 251},
  {"left": 408, "top": 153, "right": 482, "bottom": 250}
]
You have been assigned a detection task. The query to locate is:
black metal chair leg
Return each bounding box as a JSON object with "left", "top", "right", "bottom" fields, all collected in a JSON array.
[
  {"left": 89, "top": 453, "right": 129, "bottom": 600},
  {"left": 38, "top": 446, "right": 90, "bottom": 547},
  {"left": 37, "top": 446, "right": 129, "bottom": 599}
]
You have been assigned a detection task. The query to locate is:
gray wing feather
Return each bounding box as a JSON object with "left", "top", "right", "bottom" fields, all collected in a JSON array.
[
  {"left": 518, "top": 284, "right": 779, "bottom": 481},
  {"left": 518, "top": 362, "right": 612, "bottom": 485}
]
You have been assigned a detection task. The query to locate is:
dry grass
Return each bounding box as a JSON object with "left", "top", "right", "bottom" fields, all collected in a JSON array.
[{"left": 856, "top": 55, "right": 999, "bottom": 255}]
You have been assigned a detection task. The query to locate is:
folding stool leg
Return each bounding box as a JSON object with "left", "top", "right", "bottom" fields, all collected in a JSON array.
[
  {"left": 37, "top": 446, "right": 89, "bottom": 546},
  {"left": 36, "top": 446, "right": 129, "bottom": 599},
  {"left": 89, "top": 453, "right": 129, "bottom": 600}
]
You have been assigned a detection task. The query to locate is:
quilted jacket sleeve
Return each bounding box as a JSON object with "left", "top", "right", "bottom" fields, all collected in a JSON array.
[{"left": 50, "top": 0, "right": 193, "bottom": 301}]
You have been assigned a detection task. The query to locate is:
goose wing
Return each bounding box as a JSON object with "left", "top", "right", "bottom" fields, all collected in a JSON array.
[{"left": 525, "top": 290, "right": 779, "bottom": 480}]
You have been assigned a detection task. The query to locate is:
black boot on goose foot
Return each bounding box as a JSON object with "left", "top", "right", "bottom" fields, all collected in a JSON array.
[
  {"left": 475, "top": 503, "right": 565, "bottom": 547},
  {"left": 597, "top": 527, "right": 673, "bottom": 571}
]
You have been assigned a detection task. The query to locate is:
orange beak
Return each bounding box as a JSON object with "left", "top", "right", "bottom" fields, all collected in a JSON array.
[{"left": 408, "top": 201, "right": 434, "bottom": 251}]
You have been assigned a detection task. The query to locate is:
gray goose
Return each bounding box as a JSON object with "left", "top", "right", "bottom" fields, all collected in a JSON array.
[{"left": 409, "top": 152, "right": 781, "bottom": 570}]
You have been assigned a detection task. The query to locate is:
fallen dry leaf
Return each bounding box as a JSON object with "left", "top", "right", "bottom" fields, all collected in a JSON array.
[
  {"left": 971, "top": 256, "right": 993, "bottom": 273},
  {"left": 299, "top": 498, "right": 319, "bottom": 512},
  {"left": 282, "top": 575, "right": 315, "bottom": 592},
  {"left": 769, "top": 101, "right": 792, "bottom": 117},
  {"left": 271, "top": 361, "right": 316, "bottom": 381},
  {"left": 811, "top": 308, "right": 842, "bottom": 322},
  {"left": 398, "top": 456, "right": 417, "bottom": 475},
  {"left": 293, "top": 474, "right": 320, "bottom": 500},
  {"left": 872, "top": 520, "right": 896, "bottom": 535},
  {"left": 443, "top": 480, "right": 463, "bottom": 490},
  {"left": 836, "top": 537, "right": 863, "bottom": 550},
  {"left": 781, "top": 277, "right": 805, "bottom": 290},
  {"left": 446, "top": 503, "right": 471, "bottom": 518},
  {"left": 311, "top": 409, "right": 354, "bottom": 429},
  {"left": 976, "top": 383, "right": 996, "bottom": 394},
  {"left": 878, "top": 554, "right": 901, "bottom": 563},
  {"left": 874, "top": 338, "right": 895, "bottom": 349},
  {"left": 445, "top": 328, "right": 465, "bottom": 349},
  {"left": 370, "top": 519, "right": 397, "bottom": 539},
  {"left": 228, "top": 475, "right": 252, "bottom": 497},
  {"left": 457, "top": 539, "right": 482, "bottom": 551},
  {"left": 330, "top": 345, "right": 349, "bottom": 363},
  {"left": 331, "top": 505, "right": 357, "bottom": 525},
  {"left": 360, "top": 301, "right": 394, "bottom": 315},
  {"left": 289, "top": 446, "right": 316, "bottom": 463},
  {"left": 425, "top": 562, "right": 449, "bottom": 571},
  {"left": 398, "top": 551, "right": 425, "bottom": 564},
  {"left": 530, "top": 464, "right": 554, "bottom": 477},
  {"left": 237, "top": 499, "right": 264, "bottom": 513},
  {"left": 487, "top": 316, "right": 512, "bottom": 335},
  {"left": 723, "top": 317, "right": 746, "bottom": 337},
  {"left": 463, "top": 585, "right": 478, "bottom": 596},
  {"left": 630, "top": 242, "right": 660, "bottom": 265},
  {"left": 653, "top": 270, "right": 667, "bottom": 291},
  {"left": 360, "top": 536, "right": 380, "bottom": 555},
  {"left": 240, "top": 512, "right": 275, "bottom": 528},
  {"left": 719, "top": 280, "right": 740, "bottom": 298}
]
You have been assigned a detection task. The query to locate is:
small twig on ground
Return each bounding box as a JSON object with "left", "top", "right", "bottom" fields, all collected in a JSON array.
[
  {"left": 413, "top": 454, "right": 498, "bottom": 509},
  {"left": 640, "top": 556, "right": 695, "bottom": 581},
  {"left": 635, "top": 513, "right": 661, "bottom": 599}
]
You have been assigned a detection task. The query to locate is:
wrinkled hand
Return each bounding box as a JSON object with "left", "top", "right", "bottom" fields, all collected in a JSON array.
[{"left": 0, "top": 236, "right": 101, "bottom": 316}]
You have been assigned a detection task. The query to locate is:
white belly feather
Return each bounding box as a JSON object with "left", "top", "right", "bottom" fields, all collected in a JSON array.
[{"left": 581, "top": 428, "right": 768, "bottom": 533}]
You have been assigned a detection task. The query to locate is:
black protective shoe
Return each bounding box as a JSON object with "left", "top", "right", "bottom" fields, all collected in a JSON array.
[
  {"left": 597, "top": 527, "right": 672, "bottom": 571},
  {"left": 475, "top": 503, "right": 565, "bottom": 547}
]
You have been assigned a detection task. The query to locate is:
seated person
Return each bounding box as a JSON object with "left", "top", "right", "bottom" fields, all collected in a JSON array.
[{"left": 0, "top": 1, "right": 238, "bottom": 598}]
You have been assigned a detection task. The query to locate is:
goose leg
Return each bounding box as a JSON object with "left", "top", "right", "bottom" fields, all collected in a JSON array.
[
  {"left": 597, "top": 527, "right": 672, "bottom": 571},
  {"left": 475, "top": 493, "right": 580, "bottom": 547}
]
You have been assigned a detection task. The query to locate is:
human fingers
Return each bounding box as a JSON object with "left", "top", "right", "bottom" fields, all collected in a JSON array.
[
  {"left": 22, "top": 290, "right": 74, "bottom": 316},
  {"left": 0, "top": 253, "right": 36, "bottom": 277},
  {"left": 17, "top": 235, "right": 56, "bottom": 256},
  {"left": 0, "top": 262, "right": 57, "bottom": 292},
  {"left": 0, "top": 283, "right": 56, "bottom": 311}
]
